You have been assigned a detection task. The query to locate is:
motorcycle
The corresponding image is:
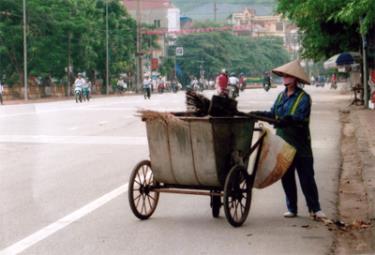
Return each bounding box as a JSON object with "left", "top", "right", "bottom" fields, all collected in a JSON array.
[
  {"left": 228, "top": 84, "right": 239, "bottom": 99},
  {"left": 263, "top": 82, "right": 271, "bottom": 92},
  {"left": 75, "top": 87, "right": 82, "bottom": 103},
  {"left": 192, "top": 83, "right": 201, "bottom": 92},
  {"left": 157, "top": 83, "right": 165, "bottom": 93},
  {"left": 171, "top": 82, "right": 179, "bottom": 93}
]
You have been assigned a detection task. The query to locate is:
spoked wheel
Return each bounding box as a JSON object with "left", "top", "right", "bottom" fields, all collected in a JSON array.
[
  {"left": 128, "top": 160, "right": 159, "bottom": 220},
  {"left": 223, "top": 165, "right": 252, "bottom": 227},
  {"left": 210, "top": 191, "right": 221, "bottom": 218}
]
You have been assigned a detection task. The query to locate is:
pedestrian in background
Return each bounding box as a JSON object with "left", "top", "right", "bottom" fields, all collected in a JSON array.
[
  {"left": 143, "top": 74, "right": 152, "bottom": 99},
  {"left": 251, "top": 60, "right": 326, "bottom": 220},
  {"left": 331, "top": 73, "right": 337, "bottom": 89},
  {"left": 0, "top": 80, "right": 4, "bottom": 105}
]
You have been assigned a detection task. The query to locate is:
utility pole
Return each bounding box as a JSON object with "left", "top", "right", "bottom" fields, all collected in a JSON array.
[
  {"left": 23, "top": 0, "right": 28, "bottom": 101},
  {"left": 214, "top": 1, "right": 217, "bottom": 22},
  {"left": 360, "top": 17, "right": 369, "bottom": 107},
  {"left": 136, "top": 0, "right": 143, "bottom": 92},
  {"left": 67, "top": 32, "right": 72, "bottom": 96},
  {"left": 106, "top": 0, "right": 109, "bottom": 95}
]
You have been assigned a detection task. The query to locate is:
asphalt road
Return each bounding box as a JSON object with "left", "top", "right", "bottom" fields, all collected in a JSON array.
[{"left": 0, "top": 87, "right": 350, "bottom": 255}]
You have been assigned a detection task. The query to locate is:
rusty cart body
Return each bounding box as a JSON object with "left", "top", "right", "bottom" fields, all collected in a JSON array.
[{"left": 128, "top": 116, "right": 266, "bottom": 227}]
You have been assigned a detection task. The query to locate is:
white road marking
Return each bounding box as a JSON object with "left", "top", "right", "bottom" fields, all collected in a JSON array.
[
  {"left": 0, "top": 183, "right": 129, "bottom": 255},
  {"left": 0, "top": 135, "right": 147, "bottom": 145}
]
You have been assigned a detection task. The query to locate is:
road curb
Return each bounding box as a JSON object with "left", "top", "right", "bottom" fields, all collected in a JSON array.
[{"left": 351, "top": 108, "right": 375, "bottom": 250}]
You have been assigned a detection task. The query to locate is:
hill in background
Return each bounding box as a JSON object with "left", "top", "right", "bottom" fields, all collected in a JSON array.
[{"left": 172, "top": 0, "right": 276, "bottom": 21}]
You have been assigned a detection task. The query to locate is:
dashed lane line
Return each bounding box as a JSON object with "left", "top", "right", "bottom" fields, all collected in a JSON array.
[{"left": 0, "top": 183, "right": 129, "bottom": 255}]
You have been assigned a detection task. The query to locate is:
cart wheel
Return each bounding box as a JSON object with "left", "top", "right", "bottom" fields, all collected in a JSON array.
[
  {"left": 223, "top": 165, "right": 252, "bottom": 227},
  {"left": 210, "top": 191, "right": 221, "bottom": 218},
  {"left": 128, "top": 160, "right": 159, "bottom": 220}
]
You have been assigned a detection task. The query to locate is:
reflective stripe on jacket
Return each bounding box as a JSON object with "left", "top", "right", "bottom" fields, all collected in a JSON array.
[{"left": 272, "top": 87, "right": 313, "bottom": 157}]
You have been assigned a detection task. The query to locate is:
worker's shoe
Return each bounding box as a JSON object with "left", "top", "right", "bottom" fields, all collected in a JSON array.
[
  {"left": 310, "top": 210, "right": 327, "bottom": 220},
  {"left": 283, "top": 211, "right": 297, "bottom": 218}
]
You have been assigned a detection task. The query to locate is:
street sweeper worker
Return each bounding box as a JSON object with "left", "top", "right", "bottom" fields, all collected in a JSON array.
[{"left": 251, "top": 59, "right": 326, "bottom": 220}]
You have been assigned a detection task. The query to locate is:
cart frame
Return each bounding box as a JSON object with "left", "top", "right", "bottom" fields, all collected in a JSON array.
[{"left": 128, "top": 116, "right": 266, "bottom": 227}]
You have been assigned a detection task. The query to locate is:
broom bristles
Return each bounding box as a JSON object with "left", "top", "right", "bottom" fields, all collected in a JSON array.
[
  {"left": 185, "top": 90, "right": 210, "bottom": 116},
  {"left": 136, "top": 110, "right": 187, "bottom": 126}
]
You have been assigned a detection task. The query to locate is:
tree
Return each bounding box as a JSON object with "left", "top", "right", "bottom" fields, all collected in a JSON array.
[
  {"left": 276, "top": 0, "right": 375, "bottom": 60},
  {"left": 0, "top": 0, "right": 136, "bottom": 89},
  {"left": 174, "top": 31, "right": 289, "bottom": 85},
  {"left": 0, "top": 0, "right": 25, "bottom": 83},
  {"left": 336, "top": 0, "right": 375, "bottom": 35}
]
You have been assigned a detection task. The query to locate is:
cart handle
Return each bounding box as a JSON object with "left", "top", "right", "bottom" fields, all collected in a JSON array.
[
  {"left": 245, "top": 128, "right": 267, "bottom": 160},
  {"left": 235, "top": 112, "right": 280, "bottom": 125}
]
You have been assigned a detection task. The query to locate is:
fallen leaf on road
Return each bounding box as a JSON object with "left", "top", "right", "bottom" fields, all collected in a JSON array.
[{"left": 351, "top": 219, "right": 371, "bottom": 229}]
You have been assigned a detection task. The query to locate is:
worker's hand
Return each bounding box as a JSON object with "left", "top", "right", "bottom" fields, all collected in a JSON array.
[{"left": 274, "top": 115, "right": 294, "bottom": 128}]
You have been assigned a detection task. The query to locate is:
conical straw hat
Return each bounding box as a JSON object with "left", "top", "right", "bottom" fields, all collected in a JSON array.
[{"left": 272, "top": 60, "right": 310, "bottom": 84}]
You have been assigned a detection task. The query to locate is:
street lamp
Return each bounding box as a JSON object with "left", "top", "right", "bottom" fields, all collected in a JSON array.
[
  {"left": 23, "top": 0, "right": 28, "bottom": 101},
  {"left": 106, "top": 0, "right": 109, "bottom": 95}
]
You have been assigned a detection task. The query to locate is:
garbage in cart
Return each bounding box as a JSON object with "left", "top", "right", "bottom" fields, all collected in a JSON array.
[{"left": 128, "top": 91, "right": 295, "bottom": 227}]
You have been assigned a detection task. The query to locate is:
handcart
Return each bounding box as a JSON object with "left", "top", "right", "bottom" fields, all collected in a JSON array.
[{"left": 128, "top": 115, "right": 267, "bottom": 227}]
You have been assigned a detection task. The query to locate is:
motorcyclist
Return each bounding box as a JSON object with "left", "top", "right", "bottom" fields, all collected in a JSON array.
[
  {"left": 216, "top": 69, "right": 228, "bottom": 96},
  {"left": 191, "top": 77, "right": 199, "bottom": 91},
  {"left": 116, "top": 76, "right": 127, "bottom": 93},
  {"left": 263, "top": 71, "right": 271, "bottom": 91},
  {"left": 171, "top": 79, "right": 178, "bottom": 93},
  {"left": 73, "top": 73, "right": 84, "bottom": 102},
  {"left": 228, "top": 72, "right": 240, "bottom": 98}
]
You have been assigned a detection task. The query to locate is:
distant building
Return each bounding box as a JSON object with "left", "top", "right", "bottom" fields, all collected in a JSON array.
[
  {"left": 227, "top": 8, "right": 298, "bottom": 53},
  {"left": 123, "top": 0, "right": 180, "bottom": 32},
  {"left": 122, "top": 0, "right": 181, "bottom": 74}
]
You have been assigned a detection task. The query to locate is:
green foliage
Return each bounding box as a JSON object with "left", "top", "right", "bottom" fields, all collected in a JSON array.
[
  {"left": 0, "top": 0, "right": 136, "bottom": 86},
  {"left": 335, "top": 0, "right": 375, "bottom": 34},
  {"left": 276, "top": 0, "right": 375, "bottom": 60},
  {"left": 174, "top": 31, "right": 289, "bottom": 83},
  {"left": 159, "top": 57, "right": 174, "bottom": 79}
]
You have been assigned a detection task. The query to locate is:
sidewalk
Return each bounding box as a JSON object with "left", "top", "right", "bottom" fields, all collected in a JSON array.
[{"left": 350, "top": 107, "right": 375, "bottom": 247}]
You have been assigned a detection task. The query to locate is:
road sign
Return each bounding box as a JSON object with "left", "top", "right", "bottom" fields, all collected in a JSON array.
[
  {"left": 176, "top": 47, "right": 184, "bottom": 56},
  {"left": 151, "top": 58, "right": 159, "bottom": 70}
]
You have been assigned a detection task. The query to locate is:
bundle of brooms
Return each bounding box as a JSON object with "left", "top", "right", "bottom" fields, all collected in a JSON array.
[
  {"left": 185, "top": 90, "right": 238, "bottom": 117},
  {"left": 138, "top": 91, "right": 277, "bottom": 124},
  {"left": 185, "top": 90, "right": 278, "bottom": 124}
]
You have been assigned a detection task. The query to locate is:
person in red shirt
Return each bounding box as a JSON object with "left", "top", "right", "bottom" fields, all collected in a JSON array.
[
  {"left": 216, "top": 69, "right": 228, "bottom": 95},
  {"left": 331, "top": 73, "right": 337, "bottom": 89}
]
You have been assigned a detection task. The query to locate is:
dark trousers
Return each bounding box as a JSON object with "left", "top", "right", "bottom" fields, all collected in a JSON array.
[
  {"left": 0, "top": 93, "right": 2, "bottom": 104},
  {"left": 144, "top": 88, "right": 151, "bottom": 99},
  {"left": 281, "top": 156, "right": 321, "bottom": 214}
]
